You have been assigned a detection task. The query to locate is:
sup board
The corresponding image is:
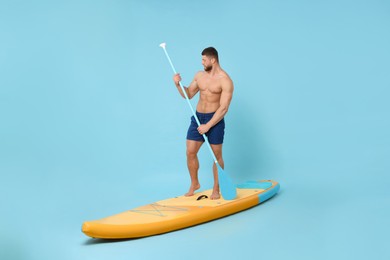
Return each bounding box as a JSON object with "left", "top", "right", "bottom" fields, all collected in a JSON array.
[{"left": 82, "top": 180, "right": 280, "bottom": 239}]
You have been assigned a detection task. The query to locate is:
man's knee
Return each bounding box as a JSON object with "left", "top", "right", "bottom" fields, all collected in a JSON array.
[
  {"left": 186, "top": 140, "right": 202, "bottom": 158},
  {"left": 186, "top": 147, "right": 198, "bottom": 158},
  {"left": 211, "top": 145, "right": 223, "bottom": 158}
]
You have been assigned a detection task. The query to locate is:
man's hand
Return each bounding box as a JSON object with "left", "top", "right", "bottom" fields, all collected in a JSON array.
[
  {"left": 173, "top": 73, "right": 182, "bottom": 85},
  {"left": 197, "top": 124, "right": 211, "bottom": 135}
]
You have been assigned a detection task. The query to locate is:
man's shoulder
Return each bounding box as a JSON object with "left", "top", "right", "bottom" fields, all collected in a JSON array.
[
  {"left": 219, "top": 71, "right": 233, "bottom": 91},
  {"left": 195, "top": 71, "right": 206, "bottom": 78},
  {"left": 219, "top": 71, "right": 233, "bottom": 83}
]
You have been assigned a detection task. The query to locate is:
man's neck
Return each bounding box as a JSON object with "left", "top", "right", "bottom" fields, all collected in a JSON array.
[{"left": 207, "top": 64, "right": 222, "bottom": 76}]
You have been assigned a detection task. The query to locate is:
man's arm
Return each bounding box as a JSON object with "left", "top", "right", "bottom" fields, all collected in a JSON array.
[
  {"left": 173, "top": 73, "right": 200, "bottom": 99},
  {"left": 198, "top": 77, "right": 233, "bottom": 133}
]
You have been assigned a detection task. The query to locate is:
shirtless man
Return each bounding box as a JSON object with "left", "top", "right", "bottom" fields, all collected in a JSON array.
[{"left": 173, "top": 47, "right": 234, "bottom": 200}]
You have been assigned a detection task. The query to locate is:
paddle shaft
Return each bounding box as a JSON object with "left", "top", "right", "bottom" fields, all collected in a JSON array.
[{"left": 161, "top": 47, "right": 220, "bottom": 166}]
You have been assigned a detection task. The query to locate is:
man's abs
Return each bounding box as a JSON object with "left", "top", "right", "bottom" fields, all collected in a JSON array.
[{"left": 196, "top": 98, "right": 220, "bottom": 113}]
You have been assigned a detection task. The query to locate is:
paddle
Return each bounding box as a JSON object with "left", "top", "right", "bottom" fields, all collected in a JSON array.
[{"left": 159, "top": 43, "right": 237, "bottom": 200}]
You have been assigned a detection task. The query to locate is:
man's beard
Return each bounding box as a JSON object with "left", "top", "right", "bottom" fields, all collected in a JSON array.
[{"left": 204, "top": 65, "right": 212, "bottom": 72}]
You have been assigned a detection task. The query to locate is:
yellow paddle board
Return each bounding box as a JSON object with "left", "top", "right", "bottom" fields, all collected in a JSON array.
[{"left": 82, "top": 180, "right": 280, "bottom": 239}]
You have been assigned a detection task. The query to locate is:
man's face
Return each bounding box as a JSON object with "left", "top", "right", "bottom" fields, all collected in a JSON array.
[{"left": 202, "top": 55, "right": 213, "bottom": 72}]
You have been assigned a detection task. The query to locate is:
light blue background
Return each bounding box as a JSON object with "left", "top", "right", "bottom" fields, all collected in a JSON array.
[{"left": 1, "top": 0, "right": 389, "bottom": 259}]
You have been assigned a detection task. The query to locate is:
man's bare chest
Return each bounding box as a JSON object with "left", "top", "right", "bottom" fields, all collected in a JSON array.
[{"left": 197, "top": 78, "right": 222, "bottom": 94}]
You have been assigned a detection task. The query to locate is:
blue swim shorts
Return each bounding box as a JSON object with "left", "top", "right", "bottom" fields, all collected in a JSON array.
[{"left": 186, "top": 111, "right": 225, "bottom": 145}]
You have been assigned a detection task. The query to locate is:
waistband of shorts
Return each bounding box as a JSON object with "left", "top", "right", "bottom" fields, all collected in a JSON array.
[{"left": 196, "top": 111, "right": 216, "bottom": 116}]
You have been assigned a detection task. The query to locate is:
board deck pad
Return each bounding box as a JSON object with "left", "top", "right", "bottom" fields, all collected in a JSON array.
[{"left": 82, "top": 180, "right": 280, "bottom": 239}]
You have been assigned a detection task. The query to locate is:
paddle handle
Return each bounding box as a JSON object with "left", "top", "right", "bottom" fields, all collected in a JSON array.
[{"left": 161, "top": 47, "right": 219, "bottom": 165}]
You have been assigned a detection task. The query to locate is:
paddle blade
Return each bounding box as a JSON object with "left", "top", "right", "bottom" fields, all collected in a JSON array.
[{"left": 217, "top": 164, "right": 237, "bottom": 200}]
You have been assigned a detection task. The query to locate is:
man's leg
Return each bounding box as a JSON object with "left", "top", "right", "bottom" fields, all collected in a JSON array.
[
  {"left": 210, "top": 144, "right": 224, "bottom": 200},
  {"left": 185, "top": 140, "right": 203, "bottom": 196}
]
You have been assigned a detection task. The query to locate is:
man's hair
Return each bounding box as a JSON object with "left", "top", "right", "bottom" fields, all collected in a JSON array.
[{"left": 201, "top": 47, "right": 219, "bottom": 62}]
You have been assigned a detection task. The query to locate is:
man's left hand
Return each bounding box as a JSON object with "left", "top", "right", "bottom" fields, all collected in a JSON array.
[{"left": 197, "top": 124, "right": 211, "bottom": 135}]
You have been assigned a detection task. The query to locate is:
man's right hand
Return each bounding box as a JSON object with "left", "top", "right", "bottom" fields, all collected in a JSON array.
[{"left": 173, "top": 73, "right": 182, "bottom": 86}]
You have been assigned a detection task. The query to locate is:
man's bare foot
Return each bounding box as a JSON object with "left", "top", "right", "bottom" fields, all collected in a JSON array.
[
  {"left": 210, "top": 189, "right": 220, "bottom": 200},
  {"left": 185, "top": 183, "right": 200, "bottom": 196}
]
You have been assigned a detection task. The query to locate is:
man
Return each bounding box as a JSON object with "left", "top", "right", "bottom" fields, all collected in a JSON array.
[{"left": 173, "top": 47, "right": 234, "bottom": 200}]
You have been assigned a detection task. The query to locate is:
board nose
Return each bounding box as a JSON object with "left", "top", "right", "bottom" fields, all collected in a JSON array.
[{"left": 82, "top": 222, "right": 90, "bottom": 233}]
